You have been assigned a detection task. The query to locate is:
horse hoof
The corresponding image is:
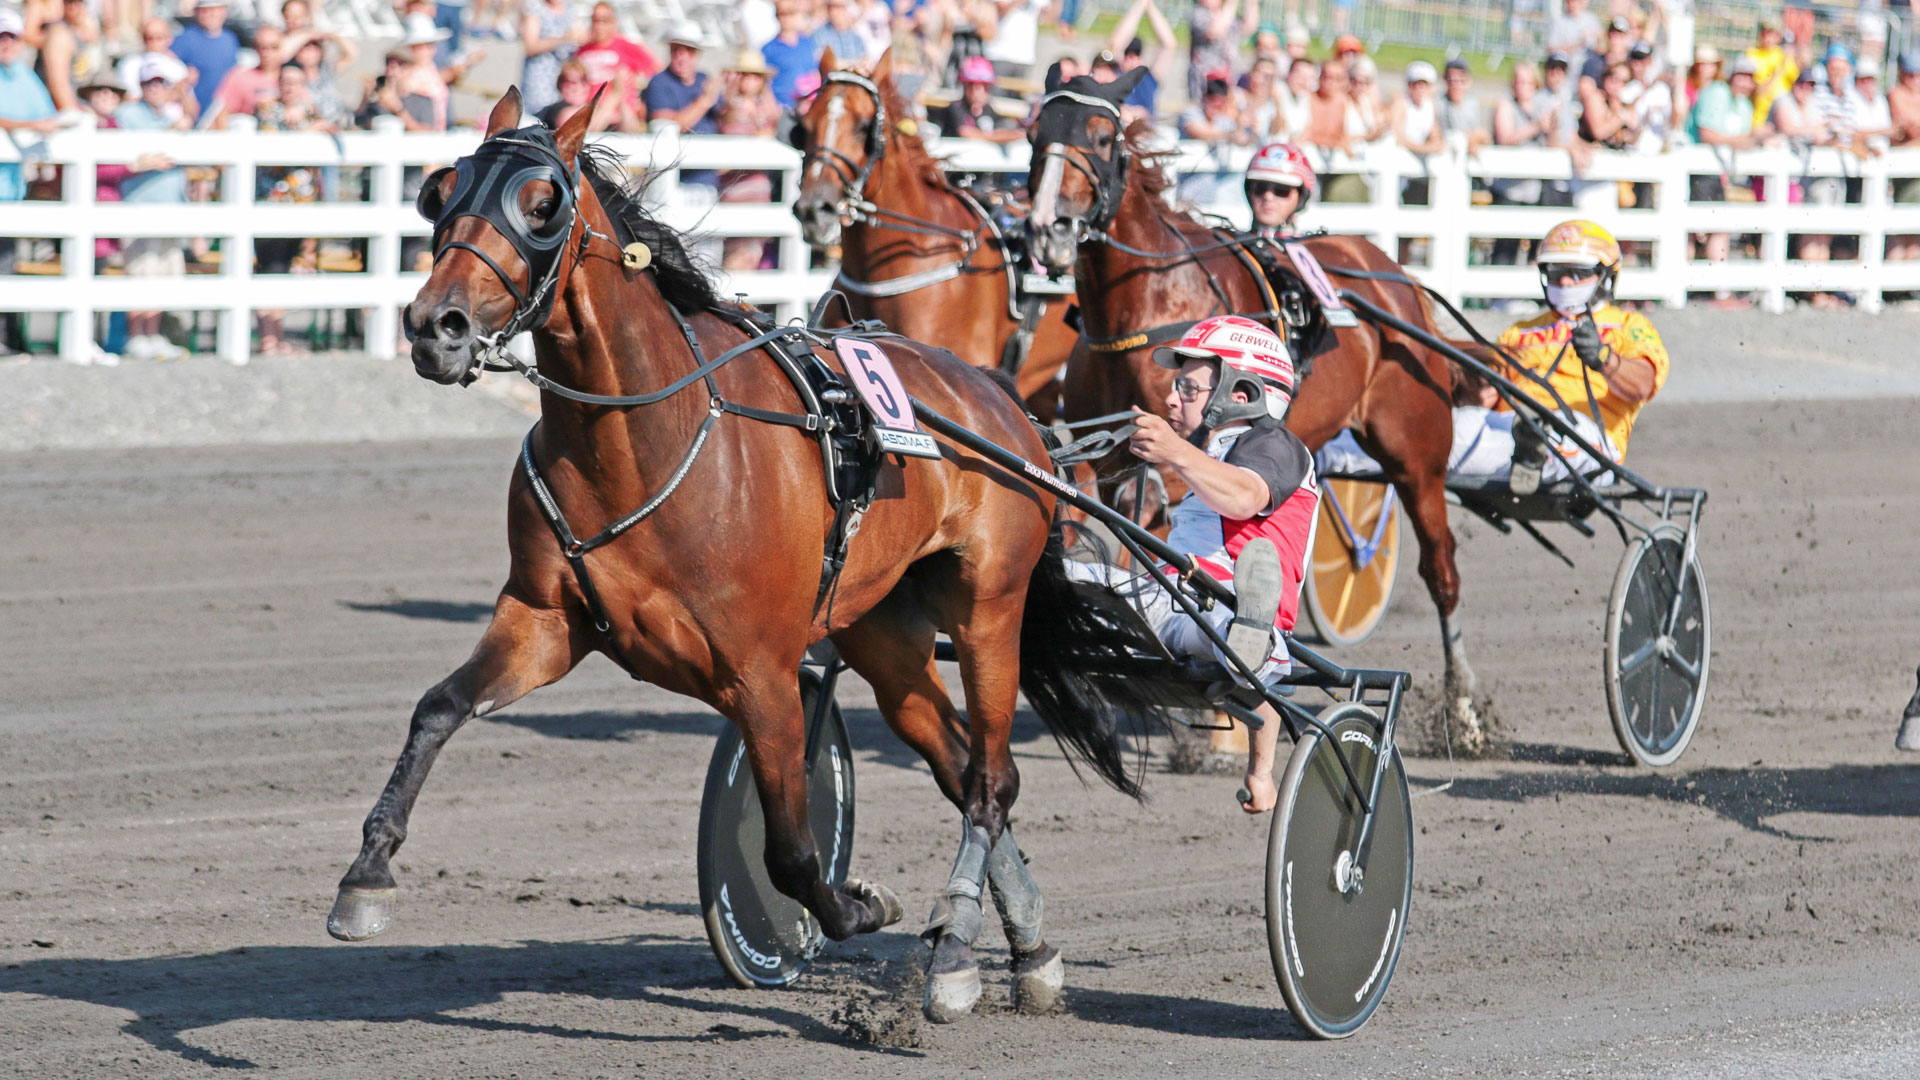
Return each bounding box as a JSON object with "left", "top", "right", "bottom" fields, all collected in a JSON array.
[
  {"left": 1011, "top": 943, "right": 1064, "bottom": 1014},
  {"left": 327, "top": 886, "right": 397, "bottom": 942},
  {"left": 923, "top": 965, "right": 982, "bottom": 1024},
  {"left": 848, "top": 879, "right": 904, "bottom": 929},
  {"left": 1898, "top": 713, "right": 1920, "bottom": 751}
]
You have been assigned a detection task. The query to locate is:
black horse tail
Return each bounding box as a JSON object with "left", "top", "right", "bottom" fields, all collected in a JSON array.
[{"left": 1018, "top": 527, "right": 1199, "bottom": 802}]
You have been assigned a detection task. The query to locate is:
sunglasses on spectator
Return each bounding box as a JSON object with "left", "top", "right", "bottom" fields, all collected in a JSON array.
[
  {"left": 1247, "top": 181, "right": 1301, "bottom": 200},
  {"left": 1542, "top": 266, "right": 1600, "bottom": 284},
  {"left": 1172, "top": 376, "right": 1214, "bottom": 401}
]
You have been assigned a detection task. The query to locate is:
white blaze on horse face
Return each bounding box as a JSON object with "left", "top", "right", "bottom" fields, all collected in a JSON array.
[
  {"left": 809, "top": 95, "right": 846, "bottom": 183},
  {"left": 1029, "top": 150, "right": 1066, "bottom": 231}
]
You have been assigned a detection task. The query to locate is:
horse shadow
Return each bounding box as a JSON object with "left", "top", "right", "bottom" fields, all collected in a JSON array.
[
  {"left": 339, "top": 598, "right": 494, "bottom": 623},
  {"left": 1413, "top": 760, "right": 1920, "bottom": 840},
  {"left": 1060, "top": 984, "right": 1307, "bottom": 1041},
  {"left": 0, "top": 936, "right": 919, "bottom": 1069}
]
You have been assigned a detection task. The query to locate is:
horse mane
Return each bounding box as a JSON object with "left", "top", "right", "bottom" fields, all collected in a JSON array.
[
  {"left": 878, "top": 77, "right": 964, "bottom": 197},
  {"left": 577, "top": 142, "right": 723, "bottom": 315},
  {"left": 1119, "top": 118, "right": 1208, "bottom": 237}
]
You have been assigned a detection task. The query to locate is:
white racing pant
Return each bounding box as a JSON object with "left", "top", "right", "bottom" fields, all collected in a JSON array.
[
  {"left": 1317, "top": 408, "right": 1618, "bottom": 487},
  {"left": 1064, "top": 559, "right": 1292, "bottom": 686}
]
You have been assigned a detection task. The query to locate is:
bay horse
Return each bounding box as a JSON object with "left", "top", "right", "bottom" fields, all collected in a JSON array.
[
  {"left": 791, "top": 48, "right": 1081, "bottom": 421},
  {"left": 329, "top": 89, "right": 1193, "bottom": 1023},
  {"left": 1025, "top": 71, "right": 1487, "bottom": 747}
]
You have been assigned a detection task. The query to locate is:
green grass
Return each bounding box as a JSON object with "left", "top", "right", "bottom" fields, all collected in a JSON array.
[{"left": 1070, "top": 13, "right": 1524, "bottom": 78}]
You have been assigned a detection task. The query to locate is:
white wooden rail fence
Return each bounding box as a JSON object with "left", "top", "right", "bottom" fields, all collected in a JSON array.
[{"left": 6, "top": 115, "right": 1920, "bottom": 364}]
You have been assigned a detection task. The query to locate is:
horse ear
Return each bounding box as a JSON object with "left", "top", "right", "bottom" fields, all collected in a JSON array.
[
  {"left": 818, "top": 46, "right": 838, "bottom": 76},
  {"left": 1111, "top": 66, "right": 1148, "bottom": 100},
  {"left": 871, "top": 46, "right": 893, "bottom": 85},
  {"left": 486, "top": 87, "right": 523, "bottom": 137},
  {"left": 554, "top": 86, "right": 600, "bottom": 163}
]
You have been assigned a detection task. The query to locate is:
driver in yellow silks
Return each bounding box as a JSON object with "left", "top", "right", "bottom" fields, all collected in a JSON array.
[{"left": 1449, "top": 219, "right": 1671, "bottom": 494}]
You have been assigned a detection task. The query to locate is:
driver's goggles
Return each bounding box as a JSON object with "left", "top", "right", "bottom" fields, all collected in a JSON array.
[
  {"left": 1541, "top": 264, "right": 1601, "bottom": 284},
  {"left": 1247, "top": 180, "right": 1301, "bottom": 200}
]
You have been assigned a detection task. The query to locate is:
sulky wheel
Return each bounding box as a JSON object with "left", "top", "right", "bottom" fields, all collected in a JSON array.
[
  {"left": 1301, "top": 479, "right": 1401, "bottom": 648},
  {"left": 697, "top": 666, "right": 856, "bottom": 987},
  {"left": 1266, "top": 702, "right": 1413, "bottom": 1039},
  {"left": 1605, "top": 522, "right": 1711, "bottom": 767}
]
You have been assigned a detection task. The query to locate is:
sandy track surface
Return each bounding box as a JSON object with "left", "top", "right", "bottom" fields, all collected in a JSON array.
[{"left": 3, "top": 398, "right": 1919, "bottom": 1078}]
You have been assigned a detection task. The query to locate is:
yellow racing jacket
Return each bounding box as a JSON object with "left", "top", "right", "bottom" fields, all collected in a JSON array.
[{"left": 1493, "top": 303, "right": 1670, "bottom": 458}]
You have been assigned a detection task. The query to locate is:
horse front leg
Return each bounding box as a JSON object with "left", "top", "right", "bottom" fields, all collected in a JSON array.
[
  {"left": 730, "top": 674, "right": 904, "bottom": 943},
  {"left": 1897, "top": 665, "right": 1920, "bottom": 750},
  {"left": 328, "top": 592, "right": 580, "bottom": 941}
]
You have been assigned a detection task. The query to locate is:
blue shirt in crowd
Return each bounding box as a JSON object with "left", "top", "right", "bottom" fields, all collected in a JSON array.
[
  {"left": 1125, "top": 68, "right": 1158, "bottom": 113},
  {"left": 114, "top": 101, "right": 188, "bottom": 203},
  {"left": 640, "top": 70, "right": 720, "bottom": 133},
  {"left": 763, "top": 33, "right": 819, "bottom": 106},
  {"left": 812, "top": 26, "right": 865, "bottom": 67},
  {"left": 0, "top": 59, "right": 55, "bottom": 201},
  {"left": 171, "top": 23, "right": 240, "bottom": 117}
]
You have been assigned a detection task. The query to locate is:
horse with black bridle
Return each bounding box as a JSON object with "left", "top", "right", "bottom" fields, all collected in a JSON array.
[
  {"left": 791, "top": 49, "right": 1081, "bottom": 421},
  {"left": 1024, "top": 71, "right": 1490, "bottom": 746},
  {"left": 330, "top": 89, "right": 1198, "bottom": 1024}
]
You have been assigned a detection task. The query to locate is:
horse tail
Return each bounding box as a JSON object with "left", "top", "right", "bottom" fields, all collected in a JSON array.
[{"left": 1018, "top": 526, "right": 1195, "bottom": 802}]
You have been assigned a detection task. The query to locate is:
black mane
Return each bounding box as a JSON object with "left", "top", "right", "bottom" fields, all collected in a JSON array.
[{"left": 576, "top": 142, "right": 722, "bottom": 315}]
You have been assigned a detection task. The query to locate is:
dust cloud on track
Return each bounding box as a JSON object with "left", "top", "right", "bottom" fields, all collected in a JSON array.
[{"left": 3, "top": 394, "right": 1919, "bottom": 1078}]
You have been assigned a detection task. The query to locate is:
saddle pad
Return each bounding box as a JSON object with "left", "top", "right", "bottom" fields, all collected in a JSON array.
[
  {"left": 833, "top": 337, "right": 941, "bottom": 459},
  {"left": 1282, "top": 241, "right": 1360, "bottom": 328}
]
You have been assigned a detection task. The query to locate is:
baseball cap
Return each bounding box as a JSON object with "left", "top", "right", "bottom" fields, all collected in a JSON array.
[
  {"left": 1825, "top": 42, "right": 1854, "bottom": 65},
  {"left": 665, "top": 20, "right": 705, "bottom": 49},
  {"left": 1729, "top": 54, "right": 1760, "bottom": 77},
  {"left": 194, "top": 0, "right": 228, "bottom": 8},
  {"left": 1693, "top": 44, "right": 1722, "bottom": 66},
  {"left": 958, "top": 55, "right": 995, "bottom": 84},
  {"left": 1607, "top": 16, "right": 1630, "bottom": 33},
  {"left": 1628, "top": 41, "right": 1653, "bottom": 60},
  {"left": 1334, "top": 34, "right": 1363, "bottom": 55},
  {"left": 1758, "top": 16, "right": 1782, "bottom": 33},
  {"left": 1444, "top": 57, "right": 1469, "bottom": 74},
  {"left": 139, "top": 61, "right": 175, "bottom": 84},
  {"left": 0, "top": 9, "right": 21, "bottom": 35},
  {"left": 1285, "top": 25, "right": 1310, "bottom": 49},
  {"left": 1545, "top": 51, "right": 1570, "bottom": 69},
  {"left": 1858, "top": 56, "right": 1882, "bottom": 79},
  {"left": 1123, "top": 36, "right": 1145, "bottom": 58},
  {"left": 1404, "top": 60, "right": 1436, "bottom": 83},
  {"left": 1902, "top": 51, "right": 1920, "bottom": 75}
]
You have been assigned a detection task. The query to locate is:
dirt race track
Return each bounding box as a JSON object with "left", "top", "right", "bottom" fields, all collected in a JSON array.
[{"left": 4, "top": 396, "right": 1920, "bottom": 1079}]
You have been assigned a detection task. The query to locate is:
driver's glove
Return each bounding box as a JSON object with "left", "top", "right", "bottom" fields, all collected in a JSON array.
[{"left": 1571, "top": 314, "right": 1606, "bottom": 370}]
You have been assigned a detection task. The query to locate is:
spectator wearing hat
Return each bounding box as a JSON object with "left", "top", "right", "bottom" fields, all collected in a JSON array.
[
  {"left": 1579, "top": 15, "right": 1633, "bottom": 96},
  {"left": 114, "top": 63, "right": 193, "bottom": 362},
  {"left": 1852, "top": 57, "right": 1894, "bottom": 144},
  {"left": 1105, "top": 0, "right": 1174, "bottom": 118},
  {"left": 1246, "top": 24, "right": 1282, "bottom": 74},
  {"left": 519, "top": 0, "right": 584, "bottom": 116},
  {"left": 1542, "top": 51, "right": 1578, "bottom": 142},
  {"left": 1683, "top": 43, "right": 1721, "bottom": 112},
  {"left": 1392, "top": 60, "right": 1444, "bottom": 154},
  {"left": 1439, "top": 56, "right": 1486, "bottom": 150},
  {"left": 1346, "top": 55, "right": 1388, "bottom": 143},
  {"left": 717, "top": 48, "right": 783, "bottom": 272},
  {"left": 763, "top": 1, "right": 820, "bottom": 107},
  {"left": 536, "top": 58, "right": 640, "bottom": 131},
  {"left": 1768, "top": 64, "right": 1825, "bottom": 148},
  {"left": 1747, "top": 17, "right": 1797, "bottom": 127},
  {"left": 79, "top": 75, "right": 131, "bottom": 331},
  {"left": 357, "top": 50, "right": 434, "bottom": 130},
  {"left": 935, "top": 55, "right": 1020, "bottom": 141},
  {"left": 117, "top": 19, "right": 192, "bottom": 113},
  {"left": 1545, "top": 0, "right": 1601, "bottom": 64},
  {"left": 1278, "top": 24, "right": 1308, "bottom": 62},
  {"left": 643, "top": 23, "right": 722, "bottom": 133},
  {"left": 1187, "top": 0, "right": 1255, "bottom": 102},
  {"left": 1810, "top": 45, "right": 1866, "bottom": 150},
  {"left": 172, "top": 0, "right": 240, "bottom": 119},
  {"left": 1180, "top": 71, "right": 1253, "bottom": 145},
  {"left": 1622, "top": 40, "right": 1676, "bottom": 152},
  {"left": 1887, "top": 52, "right": 1920, "bottom": 146},
  {"left": 395, "top": 12, "right": 474, "bottom": 131},
  {"left": 575, "top": 2, "right": 657, "bottom": 109},
  {"left": 0, "top": 9, "right": 57, "bottom": 203},
  {"left": 1332, "top": 34, "right": 1364, "bottom": 64}
]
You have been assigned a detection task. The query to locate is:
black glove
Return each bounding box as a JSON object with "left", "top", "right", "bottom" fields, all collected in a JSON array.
[{"left": 1571, "top": 313, "right": 1605, "bottom": 370}]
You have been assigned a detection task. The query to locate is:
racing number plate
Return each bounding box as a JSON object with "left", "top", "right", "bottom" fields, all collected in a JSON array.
[
  {"left": 833, "top": 338, "right": 942, "bottom": 459},
  {"left": 1282, "top": 241, "right": 1361, "bottom": 328}
]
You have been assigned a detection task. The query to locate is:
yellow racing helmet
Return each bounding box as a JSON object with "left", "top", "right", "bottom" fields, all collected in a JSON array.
[{"left": 1535, "top": 219, "right": 1620, "bottom": 312}]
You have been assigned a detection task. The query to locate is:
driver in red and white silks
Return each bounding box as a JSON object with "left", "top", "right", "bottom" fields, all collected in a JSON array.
[{"left": 1067, "top": 317, "right": 1319, "bottom": 814}]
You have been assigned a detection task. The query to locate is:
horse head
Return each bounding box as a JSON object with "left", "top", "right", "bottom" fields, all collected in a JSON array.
[
  {"left": 792, "top": 48, "right": 898, "bottom": 250},
  {"left": 406, "top": 88, "right": 603, "bottom": 385},
  {"left": 1024, "top": 69, "right": 1142, "bottom": 275}
]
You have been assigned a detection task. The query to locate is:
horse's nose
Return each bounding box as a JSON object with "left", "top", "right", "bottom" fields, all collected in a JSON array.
[
  {"left": 409, "top": 296, "right": 478, "bottom": 383},
  {"left": 431, "top": 306, "right": 471, "bottom": 342}
]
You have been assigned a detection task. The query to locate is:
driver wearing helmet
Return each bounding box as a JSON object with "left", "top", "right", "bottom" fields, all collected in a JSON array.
[
  {"left": 1452, "top": 219, "right": 1669, "bottom": 494},
  {"left": 1068, "top": 316, "right": 1320, "bottom": 814},
  {"left": 1243, "top": 141, "right": 1315, "bottom": 239}
]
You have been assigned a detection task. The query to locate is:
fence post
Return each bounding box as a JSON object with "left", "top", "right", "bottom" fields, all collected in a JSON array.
[
  {"left": 365, "top": 116, "right": 405, "bottom": 359},
  {"left": 217, "top": 119, "right": 257, "bottom": 364},
  {"left": 57, "top": 128, "right": 96, "bottom": 365},
  {"left": 1861, "top": 149, "right": 1889, "bottom": 314}
]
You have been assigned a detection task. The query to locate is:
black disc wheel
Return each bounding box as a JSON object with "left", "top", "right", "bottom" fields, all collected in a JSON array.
[
  {"left": 1266, "top": 702, "right": 1413, "bottom": 1039},
  {"left": 1605, "top": 522, "right": 1711, "bottom": 767},
  {"left": 697, "top": 667, "right": 856, "bottom": 988}
]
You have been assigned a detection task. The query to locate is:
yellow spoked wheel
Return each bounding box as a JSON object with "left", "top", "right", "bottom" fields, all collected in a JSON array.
[{"left": 1302, "top": 479, "right": 1401, "bottom": 648}]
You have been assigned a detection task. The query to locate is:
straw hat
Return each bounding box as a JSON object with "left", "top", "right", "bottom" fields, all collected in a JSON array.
[
  {"left": 398, "top": 12, "right": 450, "bottom": 46},
  {"left": 726, "top": 48, "right": 769, "bottom": 75}
]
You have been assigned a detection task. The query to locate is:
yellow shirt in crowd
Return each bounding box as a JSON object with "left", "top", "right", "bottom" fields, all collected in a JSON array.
[
  {"left": 1746, "top": 44, "right": 1799, "bottom": 127},
  {"left": 1494, "top": 303, "right": 1670, "bottom": 457}
]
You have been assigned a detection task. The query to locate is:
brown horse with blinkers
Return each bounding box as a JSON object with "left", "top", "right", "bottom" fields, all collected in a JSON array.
[
  {"left": 1026, "top": 72, "right": 1488, "bottom": 745},
  {"left": 331, "top": 90, "right": 1192, "bottom": 1022},
  {"left": 792, "top": 49, "right": 1081, "bottom": 420}
]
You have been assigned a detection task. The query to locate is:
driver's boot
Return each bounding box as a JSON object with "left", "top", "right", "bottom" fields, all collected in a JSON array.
[
  {"left": 1226, "top": 538, "right": 1284, "bottom": 675},
  {"left": 1509, "top": 420, "right": 1551, "bottom": 496}
]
